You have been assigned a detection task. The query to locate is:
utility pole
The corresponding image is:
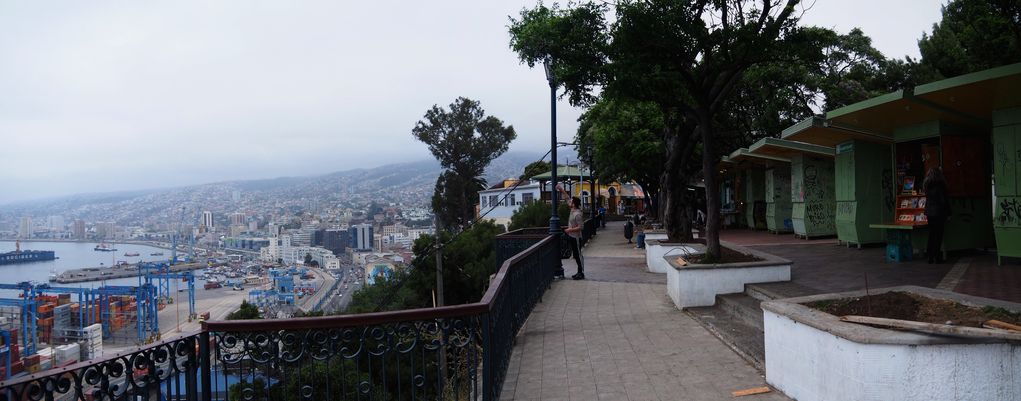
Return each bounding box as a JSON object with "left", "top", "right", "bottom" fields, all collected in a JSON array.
[{"left": 434, "top": 216, "right": 444, "bottom": 307}]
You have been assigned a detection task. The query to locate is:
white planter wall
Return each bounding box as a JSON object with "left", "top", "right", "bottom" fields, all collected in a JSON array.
[
  {"left": 764, "top": 309, "right": 1021, "bottom": 401},
  {"left": 666, "top": 262, "right": 790, "bottom": 308},
  {"left": 645, "top": 241, "right": 700, "bottom": 273}
]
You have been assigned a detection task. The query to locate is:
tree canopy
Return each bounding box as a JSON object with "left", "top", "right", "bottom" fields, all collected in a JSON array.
[
  {"left": 412, "top": 97, "right": 516, "bottom": 228},
  {"left": 918, "top": 0, "right": 1021, "bottom": 80}
]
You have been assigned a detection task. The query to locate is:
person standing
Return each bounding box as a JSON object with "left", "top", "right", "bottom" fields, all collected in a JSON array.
[
  {"left": 624, "top": 217, "right": 634, "bottom": 244},
  {"left": 598, "top": 205, "right": 606, "bottom": 228},
  {"left": 923, "top": 167, "right": 950, "bottom": 264},
  {"left": 559, "top": 185, "right": 586, "bottom": 280}
]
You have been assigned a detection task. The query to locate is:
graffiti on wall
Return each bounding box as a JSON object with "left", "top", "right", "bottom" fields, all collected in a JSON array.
[
  {"left": 881, "top": 168, "right": 894, "bottom": 213},
  {"left": 998, "top": 197, "right": 1021, "bottom": 227}
]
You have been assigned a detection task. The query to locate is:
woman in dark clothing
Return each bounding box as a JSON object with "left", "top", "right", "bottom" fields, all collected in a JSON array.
[{"left": 923, "top": 167, "right": 951, "bottom": 264}]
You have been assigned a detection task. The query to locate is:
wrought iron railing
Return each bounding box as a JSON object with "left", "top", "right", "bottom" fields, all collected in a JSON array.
[{"left": 1, "top": 235, "right": 558, "bottom": 401}]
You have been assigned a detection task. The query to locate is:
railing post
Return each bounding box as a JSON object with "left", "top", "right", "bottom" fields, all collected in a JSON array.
[
  {"left": 481, "top": 312, "right": 493, "bottom": 401},
  {"left": 199, "top": 331, "right": 212, "bottom": 401},
  {"left": 185, "top": 336, "right": 199, "bottom": 401}
]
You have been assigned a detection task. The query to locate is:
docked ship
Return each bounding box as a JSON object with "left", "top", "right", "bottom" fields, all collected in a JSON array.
[
  {"left": 150, "top": 252, "right": 164, "bottom": 256},
  {"left": 0, "top": 241, "right": 56, "bottom": 265},
  {"left": 94, "top": 243, "right": 117, "bottom": 252},
  {"left": 124, "top": 252, "right": 140, "bottom": 257}
]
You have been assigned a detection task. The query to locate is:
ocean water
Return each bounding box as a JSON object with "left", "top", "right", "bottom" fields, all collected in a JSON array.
[{"left": 0, "top": 240, "right": 174, "bottom": 297}]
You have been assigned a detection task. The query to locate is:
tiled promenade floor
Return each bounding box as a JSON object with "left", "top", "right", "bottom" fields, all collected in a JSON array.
[{"left": 501, "top": 223, "right": 789, "bottom": 401}]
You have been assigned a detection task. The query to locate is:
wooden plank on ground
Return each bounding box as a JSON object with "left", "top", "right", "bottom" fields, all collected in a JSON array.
[
  {"left": 732, "top": 387, "right": 771, "bottom": 397},
  {"left": 984, "top": 319, "right": 1021, "bottom": 332},
  {"left": 840, "top": 315, "right": 1021, "bottom": 341}
]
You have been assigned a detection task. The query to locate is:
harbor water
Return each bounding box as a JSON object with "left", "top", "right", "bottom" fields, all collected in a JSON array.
[{"left": 0, "top": 240, "right": 176, "bottom": 297}]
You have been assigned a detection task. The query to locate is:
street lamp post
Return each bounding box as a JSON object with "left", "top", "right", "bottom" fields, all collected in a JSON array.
[{"left": 544, "top": 60, "right": 560, "bottom": 236}]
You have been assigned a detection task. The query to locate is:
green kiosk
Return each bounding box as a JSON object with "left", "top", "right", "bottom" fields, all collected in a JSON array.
[
  {"left": 747, "top": 138, "right": 835, "bottom": 237},
  {"left": 724, "top": 148, "right": 790, "bottom": 231},
  {"left": 718, "top": 152, "right": 767, "bottom": 229},
  {"left": 783, "top": 117, "right": 892, "bottom": 247},
  {"left": 903, "top": 63, "right": 1021, "bottom": 264},
  {"left": 782, "top": 64, "right": 1021, "bottom": 261}
]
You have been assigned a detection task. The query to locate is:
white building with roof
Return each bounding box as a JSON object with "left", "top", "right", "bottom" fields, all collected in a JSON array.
[{"left": 477, "top": 179, "right": 542, "bottom": 229}]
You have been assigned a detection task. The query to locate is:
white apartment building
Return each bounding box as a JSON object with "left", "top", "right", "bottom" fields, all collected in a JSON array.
[{"left": 477, "top": 180, "right": 542, "bottom": 229}]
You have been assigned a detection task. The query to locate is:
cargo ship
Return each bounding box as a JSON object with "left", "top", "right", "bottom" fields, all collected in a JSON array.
[
  {"left": 124, "top": 252, "right": 140, "bottom": 257},
  {"left": 94, "top": 243, "right": 117, "bottom": 252},
  {"left": 0, "top": 241, "right": 56, "bottom": 265}
]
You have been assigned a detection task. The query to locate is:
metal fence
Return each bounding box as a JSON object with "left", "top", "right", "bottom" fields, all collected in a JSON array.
[{"left": 1, "top": 235, "right": 557, "bottom": 401}]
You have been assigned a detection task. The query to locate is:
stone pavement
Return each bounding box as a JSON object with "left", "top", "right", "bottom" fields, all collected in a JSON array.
[
  {"left": 500, "top": 222, "right": 789, "bottom": 401},
  {"left": 720, "top": 228, "right": 1021, "bottom": 304}
]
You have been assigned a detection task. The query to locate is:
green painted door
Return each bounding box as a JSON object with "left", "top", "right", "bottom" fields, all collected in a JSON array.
[
  {"left": 994, "top": 123, "right": 1021, "bottom": 262},
  {"left": 765, "top": 166, "right": 792, "bottom": 232}
]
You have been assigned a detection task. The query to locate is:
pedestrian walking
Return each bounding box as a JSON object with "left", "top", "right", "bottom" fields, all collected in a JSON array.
[
  {"left": 558, "top": 185, "right": 585, "bottom": 279},
  {"left": 923, "top": 167, "right": 951, "bottom": 264},
  {"left": 598, "top": 205, "right": 606, "bottom": 228}
]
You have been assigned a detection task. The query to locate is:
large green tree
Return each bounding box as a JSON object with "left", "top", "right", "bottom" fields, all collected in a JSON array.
[
  {"left": 512, "top": 0, "right": 807, "bottom": 258},
  {"left": 919, "top": 0, "right": 1021, "bottom": 80},
  {"left": 412, "top": 97, "right": 517, "bottom": 229},
  {"left": 576, "top": 97, "right": 665, "bottom": 217}
]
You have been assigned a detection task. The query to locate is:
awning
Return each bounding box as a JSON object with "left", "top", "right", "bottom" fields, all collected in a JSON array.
[
  {"left": 529, "top": 165, "right": 592, "bottom": 181},
  {"left": 747, "top": 137, "right": 834, "bottom": 159}
]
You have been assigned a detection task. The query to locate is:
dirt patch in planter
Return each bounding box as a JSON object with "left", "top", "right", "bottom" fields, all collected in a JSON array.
[
  {"left": 677, "top": 239, "right": 763, "bottom": 264},
  {"left": 808, "top": 291, "right": 1021, "bottom": 328}
]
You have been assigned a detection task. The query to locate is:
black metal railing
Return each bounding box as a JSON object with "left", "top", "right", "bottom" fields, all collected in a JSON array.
[{"left": 1, "top": 235, "right": 558, "bottom": 401}]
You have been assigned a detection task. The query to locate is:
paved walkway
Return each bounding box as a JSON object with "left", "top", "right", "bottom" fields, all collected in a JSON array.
[
  {"left": 721, "top": 229, "right": 1021, "bottom": 304},
  {"left": 501, "top": 222, "right": 789, "bottom": 401}
]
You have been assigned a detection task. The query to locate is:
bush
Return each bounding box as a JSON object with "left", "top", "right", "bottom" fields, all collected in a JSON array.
[{"left": 508, "top": 200, "right": 569, "bottom": 231}]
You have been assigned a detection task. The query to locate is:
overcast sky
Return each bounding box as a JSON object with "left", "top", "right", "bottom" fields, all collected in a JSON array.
[{"left": 0, "top": 1, "right": 944, "bottom": 204}]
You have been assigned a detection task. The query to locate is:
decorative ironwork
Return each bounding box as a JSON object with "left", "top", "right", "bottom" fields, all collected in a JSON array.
[
  {"left": 2, "top": 235, "right": 561, "bottom": 401},
  {"left": 1, "top": 333, "right": 202, "bottom": 401}
]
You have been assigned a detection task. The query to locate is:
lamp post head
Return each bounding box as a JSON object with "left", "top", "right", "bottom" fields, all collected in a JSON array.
[{"left": 543, "top": 59, "right": 554, "bottom": 85}]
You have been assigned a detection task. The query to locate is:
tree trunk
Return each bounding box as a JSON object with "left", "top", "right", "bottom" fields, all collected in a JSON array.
[
  {"left": 661, "top": 126, "right": 695, "bottom": 242},
  {"left": 699, "top": 110, "right": 722, "bottom": 259}
]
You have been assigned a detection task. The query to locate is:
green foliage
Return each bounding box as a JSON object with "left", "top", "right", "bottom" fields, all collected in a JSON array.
[
  {"left": 227, "top": 300, "right": 260, "bottom": 320},
  {"left": 227, "top": 358, "right": 392, "bottom": 401},
  {"left": 407, "top": 221, "right": 506, "bottom": 306},
  {"left": 412, "top": 97, "right": 516, "bottom": 228},
  {"left": 347, "top": 221, "right": 506, "bottom": 312},
  {"left": 347, "top": 268, "right": 422, "bottom": 313},
  {"left": 520, "top": 160, "right": 552, "bottom": 180},
  {"left": 576, "top": 98, "right": 664, "bottom": 195},
  {"left": 509, "top": 3, "right": 611, "bottom": 107},
  {"left": 919, "top": 0, "right": 1021, "bottom": 80},
  {"left": 303, "top": 253, "right": 312, "bottom": 265},
  {"left": 508, "top": 201, "right": 570, "bottom": 231}
]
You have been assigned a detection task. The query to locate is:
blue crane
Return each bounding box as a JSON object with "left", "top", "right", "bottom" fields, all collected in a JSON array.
[
  {"left": 139, "top": 263, "right": 196, "bottom": 321},
  {"left": 0, "top": 330, "right": 11, "bottom": 380},
  {"left": 94, "top": 284, "right": 159, "bottom": 343},
  {"left": 0, "top": 298, "right": 36, "bottom": 356}
]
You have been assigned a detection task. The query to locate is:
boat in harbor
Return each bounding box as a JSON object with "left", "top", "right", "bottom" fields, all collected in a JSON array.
[
  {"left": 94, "top": 243, "right": 117, "bottom": 252},
  {"left": 0, "top": 241, "right": 56, "bottom": 265},
  {"left": 124, "top": 252, "right": 140, "bottom": 257},
  {"left": 150, "top": 252, "right": 164, "bottom": 256}
]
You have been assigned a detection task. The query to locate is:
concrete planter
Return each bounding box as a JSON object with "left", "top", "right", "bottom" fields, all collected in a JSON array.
[
  {"left": 644, "top": 239, "right": 697, "bottom": 273},
  {"left": 665, "top": 242, "right": 790, "bottom": 308},
  {"left": 762, "top": 286, "right": 1021, "bottom": 401}
]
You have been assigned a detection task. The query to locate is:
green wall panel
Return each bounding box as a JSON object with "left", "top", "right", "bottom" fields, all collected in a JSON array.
[
  {"left": 765, "top": 166, "right": 793, "bottom": 232},
  {"left": 745, "top": 170, "right": 766, "bottom": 229},
  {"left": 833, "top": 140, "right": 892, "bottom": 245},
  {"left": 993, "top": 125, "right": 1017, "bottom": 197},
  {"left": 993, "top": 109, "right": 1021, "bottom": 263},
  {"left": 790, "top": 154, "right": 836, "bottom": 237}
]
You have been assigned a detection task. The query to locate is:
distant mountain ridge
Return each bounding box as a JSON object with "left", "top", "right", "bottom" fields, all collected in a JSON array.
[{"left": 0, "top": 149, "right": 576, "bottom": 223}]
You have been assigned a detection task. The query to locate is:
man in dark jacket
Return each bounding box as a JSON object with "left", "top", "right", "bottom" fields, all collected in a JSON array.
[{"left": 924, "top": 167, "right": 951, "bottom": 264}]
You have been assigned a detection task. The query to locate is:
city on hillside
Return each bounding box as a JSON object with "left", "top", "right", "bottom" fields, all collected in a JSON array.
[{"left": 1, "top": 1, "right": 1019, "bottom": 401}]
